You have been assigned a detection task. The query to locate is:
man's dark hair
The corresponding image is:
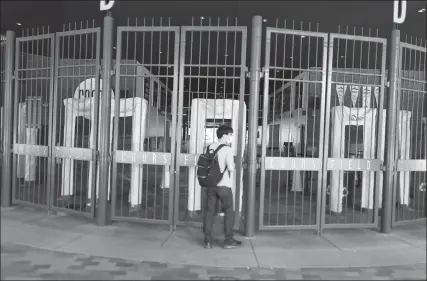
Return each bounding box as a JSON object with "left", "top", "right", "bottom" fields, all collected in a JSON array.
[{"left": 216, "top": 124, "right": 233, "bottom": 139}]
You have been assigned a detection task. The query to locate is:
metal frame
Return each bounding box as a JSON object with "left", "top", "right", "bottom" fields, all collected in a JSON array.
[
  {"left": 321, "top": 33, "right": 387, "bottom": 230},
  {"left": 392, "top": 41, "right": 427, "bottom": 226},
  {"left": 11, "top": 33, "right": 55, "bottom": 209},
  {"left": 259, "top": 28, "right": 329, "bottom": 231},
  {"left": 50, "top": 28, "right": 101, "bottom": 218},
  {"left": 174, "top": 25, "right": 248, "bottom": 229},
  {"left": 111, "top": 26, "right": 180, "bottom": 225}
]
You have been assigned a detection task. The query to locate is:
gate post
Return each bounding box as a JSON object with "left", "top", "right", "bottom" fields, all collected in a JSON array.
[
  {"left": 381, "top": 25, "right": 400, "bottom": 233},
  {"left": 245, "top": 15, "right": 263, "bottom": 238},
  {"left": 1, "top": 30, "right": 16, "bottom": 207},
  {"left": 97, "top": 12, "right": 114, "bottom": 226}
]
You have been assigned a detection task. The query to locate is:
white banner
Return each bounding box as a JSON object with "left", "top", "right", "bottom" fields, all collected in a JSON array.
[
  {"left": 335, "top": 84, "right": 347, "bottom": 106},
  {"left": 350, "top": 86, "right": 360, "bottom": 107},
  {"left": 361, "top": 86, "right": 372, "bottom": 108},
  {"left": 374, "top": 87, "right": 380, "bottom": 106}
]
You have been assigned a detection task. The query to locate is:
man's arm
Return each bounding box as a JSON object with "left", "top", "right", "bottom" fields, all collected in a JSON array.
[{"left": 225, "top": 147, "right": 235, "bottom": 172}]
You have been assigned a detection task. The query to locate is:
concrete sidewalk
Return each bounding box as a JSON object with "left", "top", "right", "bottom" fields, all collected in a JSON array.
[{"left": 1, "top": 206, "right": 425, "bottom": 269}]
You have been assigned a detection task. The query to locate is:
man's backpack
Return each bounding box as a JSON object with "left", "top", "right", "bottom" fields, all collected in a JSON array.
[{"left": 197, "top": 144, "right": 227, "bottom": 188}]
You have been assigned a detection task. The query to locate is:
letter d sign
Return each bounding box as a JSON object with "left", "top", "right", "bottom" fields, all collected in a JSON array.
[
  {"left": 393, "top": 0, "right": 407, "bottom": 24},
  {"left": 100, "top": 0, "right": 115, "bottom": 11}
]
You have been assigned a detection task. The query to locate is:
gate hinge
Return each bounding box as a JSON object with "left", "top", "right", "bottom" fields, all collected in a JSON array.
[
  {"left": 260, "top": 67, "right": 267, "bottom": 79},
  {"left": 385, "top": 81, "right": 390, "bottom": 87},
  {"left": 241, "top": 158, "right": 247, "bottom": 169},
  {"left": 93, "top": 150, "right": 99, "bottom": 161},
  {"left": 245, "top": 67, "right": 250, "bottom": 78}
]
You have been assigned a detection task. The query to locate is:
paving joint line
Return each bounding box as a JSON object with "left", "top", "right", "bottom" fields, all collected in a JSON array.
[
  {"left": 160, "top": 230, "right": 175, "bottom": 247},
  {"left": 249, "top": 239, "right": 261, "bottom": 268}
]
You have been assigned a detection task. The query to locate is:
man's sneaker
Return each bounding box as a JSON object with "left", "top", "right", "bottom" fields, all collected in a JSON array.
[
  {"left": 223, "top": 239, "right": 242, "bottom": 249},
  {"left": 204, "top": 242, "right": 212, "bottom": 249}
]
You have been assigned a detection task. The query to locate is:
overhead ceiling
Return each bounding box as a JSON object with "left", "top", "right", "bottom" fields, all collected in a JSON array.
[{"left": 1, "top": 1, "right": 426, "bottom": 38}]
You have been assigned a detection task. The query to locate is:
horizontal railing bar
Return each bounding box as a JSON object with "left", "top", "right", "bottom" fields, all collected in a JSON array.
[
  {"left": 182, "top": 26, "right": 247, "bottom": 32},
  {"left": 111, "top": 216, "right": 169, "bottom": 224},
  {"left": 400, "top": 42, "right": 427, "bottom": 53},
  {"left": 323, "top": 223, "right": 377, "bottom": 229},
  {"left": 16, "top": 33, "right": 54, "bottom": 42},
  {"left": 56, "top": 28, "right": 100, "bottom": 37},
  {"left": 182, "top": 75, "right": 242, "bottom": 79},
  {"left": 267, "top": 27, "right": 328, "bottom": 39},
  {"left": 330, "top": 33, "right": 387, "bottom": 44},
  {"left": 259, "top": 224, "right": 317, "bottom": 230},
  {"left": 118, "top": 26, "right": 180, "bottom": 33}
]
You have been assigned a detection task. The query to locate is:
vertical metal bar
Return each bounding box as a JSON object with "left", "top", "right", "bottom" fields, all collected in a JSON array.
[
  {"left": 111, "top": 28, "right": 121, "bottom": 221},
  {"left": 92, "top": 29, "right": 102, "bottom": 216},
  {"left": 374, "top": 40, "right": 387, "bottom": 226},
  {"left": 316, "top": 33, "right": 329, "bottom": 234},
  {"left": 169, "top": 29, "right": 180, "bottom": 230},
  {"left": 1, "top": 30, "right": 16, "bottom": 207},
  {"left": 11, "top": 38, "right": 21, "bottom": 205},
  {"left": 97, "top": 13, "right": 114, "bottom": 226},
  {"left": 173, "top": 28, "right": 187, "bottom": 230},
  {"left": 46, "top": 34, "right": 55, "bottom": 210},
  {"left": 381, "top": 27, "right": 400, "bottom": 234},
  {"left": 245, "top": 15, "right": 263, "bottom": 238},
  {"left": 259, "top": 29, "right": 271, "bottom": 229},
  {"left": 234, "top": 29, "right": 247, "bottom": 230},
  {"left": 50, "top": 33, "right": 61, "bottom": 210},
  {"left": 320, "top": 34, "right": 334, "bottom": 234}
]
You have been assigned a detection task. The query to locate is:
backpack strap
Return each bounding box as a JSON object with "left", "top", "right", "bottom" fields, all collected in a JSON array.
[{"left": 211, "top": 144, "right": 227, "bottom": 156}]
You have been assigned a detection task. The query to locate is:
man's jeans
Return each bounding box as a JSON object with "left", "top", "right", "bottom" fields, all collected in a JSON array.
[{"left": 203, "top": 186, "right": 234, "bottom": 243}]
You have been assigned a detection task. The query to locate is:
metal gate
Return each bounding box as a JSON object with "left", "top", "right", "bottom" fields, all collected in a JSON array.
[
  {"left": 393, "top": 41, "right": 426, "bottom": 224},
  {"left": 10, "top": 26, "right": 102, "bottom": 215},
  {"left": 12, "top": 32, "right": 54, "bottom": 208},
  {"left": 111, "top": 24, "right": 179, "bottom": 224},
  {"left": 322, "top": 33, "right": 387, "bottom": 229},
  {"left": 50, "top": 27, "right": 101, "bottom": 217},
  {"left": 259, "top": 28, "right": 328, "bottom": 230},
  {"left": 2, "top": 15, "right": 425, "bottom": 232},
  {"left": 174, "top": 23, "right": 248, "bottom": 229}
]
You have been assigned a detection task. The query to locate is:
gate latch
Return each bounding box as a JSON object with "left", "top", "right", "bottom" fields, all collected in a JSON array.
[
  {"left": 380, "top": 163, "right": 387, "bottom": 171},
  {"left": 245, "top": 67, "right": 250, "bottom": 78}
]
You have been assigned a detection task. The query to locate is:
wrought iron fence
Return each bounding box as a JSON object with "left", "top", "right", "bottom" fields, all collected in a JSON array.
[{"left": 0, "top": 15, "right": 425, "bottom": 234}]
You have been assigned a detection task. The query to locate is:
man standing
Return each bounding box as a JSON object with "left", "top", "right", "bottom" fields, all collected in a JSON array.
[{"left": 203, "top": 124, "right": 242, "bottom": 249}]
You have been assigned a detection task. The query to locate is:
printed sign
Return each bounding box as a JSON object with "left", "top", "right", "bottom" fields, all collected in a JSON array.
[
  {"left": 350, "top": 86, "right": 360, "bottom": 107},
  {"left": 361, "top": 86, "right": 371, "bottom": 108},
  {"left": 335, "top": 84, "right": 347, "bottom": 106},
  {"left": 374, "top": 87, "right": 380, "bottom": 106},
  {"left": 327, "top": 158, "right": 382, "bottom": 171},
  {"left": 264, "top": 157, "right": 321, "bottom": 171}
]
